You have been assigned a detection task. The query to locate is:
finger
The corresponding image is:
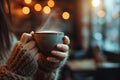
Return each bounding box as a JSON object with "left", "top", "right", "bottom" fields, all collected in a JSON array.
[
  {"left": 56, "top": 44, "right": 69, "bottom": 52},
  {"left": 63, "top": 36, "right": 70, "bottom": 45},
  {"left": 30, "top": 31, "right": 34, "bottom": 35},
  {"left": 29, "top": 48, "right": 38, "bottom": 57},
  {"left": 51, "top": 50, "right": 68, "bottom": 60},
  {"left": 24, "top": 40, "right": 36, "bottom": 50},
  {"left": 30, "top": 31, "right": 34, "bottom": 37},
  {"left": 47, "top": 57, "right": 60, "bottom": 63},
  {"left": 20, "top": 33, "right": 32, "bottom": 45}
]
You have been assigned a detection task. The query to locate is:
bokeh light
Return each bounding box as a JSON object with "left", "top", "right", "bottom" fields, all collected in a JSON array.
[
  {"left": 97, "top": 10, "right": 105, "bottom": 18},
  {"left": 43, "top": 6, "right": 51, "bottom": 14},
  {"left": 24, "top": 0, "right": 32, "bottom": 4},
  {"left": 22, "top": 6, "right": 30, "bottom": 15},
  {"left": 62, "top": 12, "right": 70, "bottom": 20},
  {"left": 34, "top": 3, "right": 42, "bottom": 12},
  {"left": 92, "top": 0, "right": 100, "bottom": 7},
  {"left": 47, "top": 0, "right": 55, "bottom": 7},
  {"left": 94, "top": 32, "right": 102, "bottom": 40}
]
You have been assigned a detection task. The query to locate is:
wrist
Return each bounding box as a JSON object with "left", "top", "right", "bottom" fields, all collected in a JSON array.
[
  {"left": 34, "top": 68, "right": 60, "bottom": 80},
  {"left": 38, "top": 54, "right": 62, "bottom": 72}
]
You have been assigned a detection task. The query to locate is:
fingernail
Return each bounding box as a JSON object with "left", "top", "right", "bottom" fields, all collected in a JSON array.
[
  {"left": 57, "top": 44, "right": 61, "bottom": 48},
  {"left": 30, "top": 31, "right": 34, "bottom": 34}
]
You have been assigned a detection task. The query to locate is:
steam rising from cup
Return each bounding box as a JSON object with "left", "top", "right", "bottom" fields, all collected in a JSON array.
[{"left": 36, "top": 11, "right": 60, "bottom": 33}]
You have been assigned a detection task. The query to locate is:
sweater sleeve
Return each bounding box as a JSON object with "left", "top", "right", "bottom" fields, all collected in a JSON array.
[
  {"left": 38, "top": 54, "right": 68, "bottom": 72},
  {"left": 33, "top": 68, "right": 59, "bottom": 80},
  {"left": 33, "top": 53, "right": 68, "bottom": 80},
  {"left": 0, "top": 66, "right": 32, "bottom": 80},
  {"left": 6, "top": 42, "right": 38, "bottom": 76}
]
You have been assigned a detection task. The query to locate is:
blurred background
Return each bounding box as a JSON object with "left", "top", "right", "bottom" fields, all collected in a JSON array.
[{"left": 5, "top": 0, "right": 120, "bottom": 80}]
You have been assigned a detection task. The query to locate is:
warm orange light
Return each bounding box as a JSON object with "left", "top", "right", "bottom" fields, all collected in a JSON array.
[
  {"left": 47, "top": 0, "right": 55, "bottom": 7},
  {"left": 34, "top": 3, "right": 42, "bottom": 12},
  {"left": 92, "top": 0, "right": 100, "bottom": 7},
  {"left": 98, "top": 10, "right": 105, "bottom": 18},
  {"left": 22, "top": 7, "right": 30, "bottom": 15},
  {"left": 24, "top": 0, "right": 32, "bottom": 4},
  {"left": 16, "top": 9, "right": 24, "bottom": 16},
  {"left": 62, "top": 12, "right": 70, "bottom": 20},
  {"left": 43, "top": 6, "right": 51, "bottom": 14}
]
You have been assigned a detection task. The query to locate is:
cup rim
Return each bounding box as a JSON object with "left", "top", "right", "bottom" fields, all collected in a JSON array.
[{"left": 34, "top": 31, "right": 64, "bottom": 34}]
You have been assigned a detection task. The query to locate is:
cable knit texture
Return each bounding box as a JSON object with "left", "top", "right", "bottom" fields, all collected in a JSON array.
[
  {"left": 0, "top": 34, "right": 68, "bottom": 80},
  {"left": 0, "top": 34, "right": 34, "bottom": 80},
  {"left": 6, "top": 42, "right": 38, "bottom": 76},
  {"left": 0, "top": 51, "right": 67, "bottom": 80},
  {"left": 0, "top": 66, "right": 32, "bottom": 80},
  {"left": 33, "top": 69, "right": 55, "bottom": 80},
  {"left": 0, "top": 47, "right": 68, "bottom": 80}
]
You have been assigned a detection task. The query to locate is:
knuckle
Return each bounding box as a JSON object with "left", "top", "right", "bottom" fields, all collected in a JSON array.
[
  {"left": 67, "top": 39, "right": 70, "bottom": 44},
  {"left": 21, "top": 33, "right": 31, "bottom": 40},
  {"left": 66, "top": 45, "right": 69, "bottom": 50},
  {"left": 64, "top": 36, "right": 70, "bottom": 44},
  {"left": 22, "top": 33, "right": 27, "bottom": 38},
  {"left": 63, "top": 45, "right": 69, "bottom": 51},
  {"left": 16, "top": 41, "right": 21, "bottom": 46}
]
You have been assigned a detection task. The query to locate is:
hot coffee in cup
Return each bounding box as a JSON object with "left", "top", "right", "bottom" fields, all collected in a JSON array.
[{"left": 33, "top": 31, "right": 64, "bottom": 56}]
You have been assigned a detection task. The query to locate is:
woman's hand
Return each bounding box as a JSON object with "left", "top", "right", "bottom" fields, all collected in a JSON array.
[
  {"left": 47, "top": 36, "right": 70, "bottom": 63},
  {"left": 37, "top": 36, "right": 70, "bottom": 72},
  {"left": 7, "top": 32, "right": 39, "bottom": 76}
]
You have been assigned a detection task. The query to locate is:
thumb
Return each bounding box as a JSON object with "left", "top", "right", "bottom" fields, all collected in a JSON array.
[{"left": 20, "top": 33, "right": 32, "bottom": 45}]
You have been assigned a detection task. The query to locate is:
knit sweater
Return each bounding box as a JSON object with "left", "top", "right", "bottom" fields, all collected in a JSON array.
[
  {"left": 0, "top": 48, "right": 64, "bottom": 80},
  {"left": 0, "top": 34, "right": 68, "bottom": 80},
  {"left": 0, "top": 51, "right": 62, "bottom": 80}
]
